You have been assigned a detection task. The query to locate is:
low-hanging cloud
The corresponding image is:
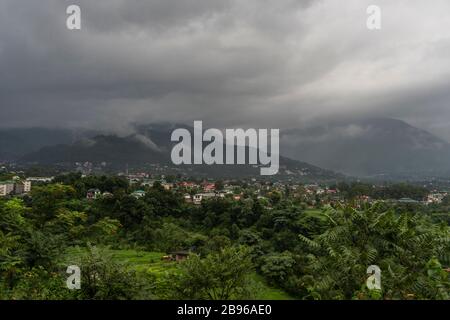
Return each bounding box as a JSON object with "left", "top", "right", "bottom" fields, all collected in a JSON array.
[{"left": 1, "top": 0, "right": 450, "bottom": 140}]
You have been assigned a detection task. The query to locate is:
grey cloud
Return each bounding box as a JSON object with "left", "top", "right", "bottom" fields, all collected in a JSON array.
[{"left": 1, "top": 0, "right": 450, "bottom": 141}]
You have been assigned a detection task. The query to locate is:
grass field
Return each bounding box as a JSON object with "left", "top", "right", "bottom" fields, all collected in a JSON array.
[
  {"left": 251, "top": 274, "right": 294, "bottom": 300},
  {"left": 64, "top": 247, "right": 295, "bottom": 300},
  {"left": 304, "top": 208, "right": 325, "bottom": 217},
  {"left": 303, "top": 208, "right": 329, "bottom": 222}
]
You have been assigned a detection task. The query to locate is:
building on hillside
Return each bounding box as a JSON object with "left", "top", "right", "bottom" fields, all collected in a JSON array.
[
  {"left": 0, "top": 179, "right": 32, "bottom": 196},
  {"left": 24, "top": 180, "right": 31, "bottom": 193},
  {"left": 192, "top": 192, "right": 219, "bottom": 204},
  {"left": 203, "top": 183, "right": 216, "bottom": 192},
  {"left": 162, "top": 183, "right": 173, "bottom": 190},
  {"left": 14, "top": 180, "right": 32, "bottom": 194},
  {"left": 426, "top": 192, "right": 447, "bottom": 204},
  {"left": 141, "top": 179, "right": 156, "bottom": 187},
  {"left": 170, "top": 251, "right": 190, "bottom": 262},
  {"left": 184, "top": 194, "right": 192, "bottom": 203},
  {"left": 131, "top": 190, "right": 146, "bottom": 198},
  {"left": 397, "top": 197, "right": 419, "bottom": 204},
  {"left": 193, "top": 194, "right": 202, "bottom": 205},
  {"left": 126, "top": 173, "right": 149, "bottom": 180},
  {"left": 179, "top": 181, "right": 197, "bottom": 188},
  {"left": 26, "top": 177, "right": 54, "bottom": 183},
  {"left": 86, "top": 188, "right": 101, "bottom": 200},
  {"left": 0, "top": 181, "right": 15, "bottom": 196},
  {"left": 13, "top": 183, "right": 24, "bottom": 195}
]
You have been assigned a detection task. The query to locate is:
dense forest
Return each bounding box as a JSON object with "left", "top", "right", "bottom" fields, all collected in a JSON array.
[{"left": 0, "top": 173, "right": 449, "bottom": 300}]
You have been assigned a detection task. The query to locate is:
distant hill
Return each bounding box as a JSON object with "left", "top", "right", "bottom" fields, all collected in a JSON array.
[
  {"left": 19, "top": 125, "right": 343, "bottom": 181},
  {"left": 13, "top": 117, "right": 448, "bottom": 180},
  {"left": 20, "top": 134, "right": 169, "bottom": 165},
  {"left": 281, "top": 117, "right": 450, "bottom": 178},
  {"left": 0, "top": 127, "right": 94, "bottom": 161}
]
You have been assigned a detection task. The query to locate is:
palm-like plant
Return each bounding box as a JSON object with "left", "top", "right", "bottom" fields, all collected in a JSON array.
[{"left": 298, "top": 202, "right": 449, "bottom": 299}]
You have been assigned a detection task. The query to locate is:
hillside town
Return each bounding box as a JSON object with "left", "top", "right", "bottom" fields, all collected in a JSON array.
[{"left": 2, "top": 167, "right": 449, "bottom": 209}]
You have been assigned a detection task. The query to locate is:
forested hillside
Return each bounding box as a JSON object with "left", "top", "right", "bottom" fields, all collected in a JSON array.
[{"left": 1, "top": 174, "right": 448, "bottom": 300}]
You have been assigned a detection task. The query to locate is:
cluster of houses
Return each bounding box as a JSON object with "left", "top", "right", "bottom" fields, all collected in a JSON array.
[
  {"left": 74, "top": 161, "right": 110, "bottom": 175},
  {"left": 182, "top": 181, "right": 244, "bottom": 205},
  {"left": 123, "top": 173, "right": 174, "bottom": 191},
  {"left": 426, "top": 192, "right": 448, "bottom": 204},
  {"left": 126, "top": 176, "right": 238, "bottom": 204},
  {"left": 81, "top": 172, "right": 450, "bottom": 208},
  {"left": 86, "top": 188, "right": 147, "bottom": 200},
  {"left": 26, "top": 176, "right": 54, "bottom": 183},
  {"left": 0, "top": 178, "right": 32, "bottom": 197},
  {"left": 86, "top": 188, "right": 114, "bottom": 200},
  {"left": 84, "top": 177, "right": 245, "bottom": 204}
]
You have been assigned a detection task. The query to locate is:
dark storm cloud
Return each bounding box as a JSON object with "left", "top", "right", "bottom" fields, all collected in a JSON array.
[{"left": 1, "top": 0, "right": 450, "bottom": 139}]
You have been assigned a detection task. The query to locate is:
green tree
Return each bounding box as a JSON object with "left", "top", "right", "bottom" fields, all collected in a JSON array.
[
  {"left": 298, "top": 203, "right": 449, "bottom": 299},
  {"left": 260, "top": 252, "right": 295, "bottom": 284},
  {"left": 167, "top": 246, "right": 255, "bottom": 299},
  {"left": 70, "top": 245, "right": 153, "bottom": 300},
  {"left": 30, "top": 184, "right": 77, "bottom": 225}
]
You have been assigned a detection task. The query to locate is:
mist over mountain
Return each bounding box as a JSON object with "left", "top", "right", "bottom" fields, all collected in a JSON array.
[
  {"left": 281, "top": 118, "right": 450, "bottom": 178},
  {"left": 0, "top": 128, "right": 78, "bottom": 160},
  {"left": 0, "top": 128, "right": 101, "bottom": 161},
  {"left": 13, "top": 123, "right": 193, "bottom": 165},
  {"left": 19, "top": 134, "right": 169, "bottom": 166},
  {"left": 4, "top": 117, "right": 450, "bottom": 180},
  {"left": 17, "top": 123, "right": 341, "bottom": 181}
]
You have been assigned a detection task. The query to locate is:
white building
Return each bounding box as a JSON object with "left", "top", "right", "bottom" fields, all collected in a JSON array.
[
  {"left": 193, "top": 192, "right": 222, "bottom": 204},
  {"left": 131, "top": 190, "right": 146, "bottom": 198},
  {"left": 193, "top": 194, "right": 203, "bottom": 205},
  {"left": 26, "top": 177, "right": 54, "bottom": 183},
  {"left": 23, "top": 180, "right": 31, "bottom": 193},
  {"left": 15, "top": 180, "right": 32, "bottom": 194},
  {"left": 426, "top": 192, "right": 447, "bottom": 204},
  {"left": 0, "top": 181, "right": 15, "bottom": 196}
]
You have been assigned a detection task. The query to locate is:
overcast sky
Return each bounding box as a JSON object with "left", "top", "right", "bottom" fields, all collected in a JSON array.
[{"left": 1, "top": 0, "right": 450, "bottom": 139}]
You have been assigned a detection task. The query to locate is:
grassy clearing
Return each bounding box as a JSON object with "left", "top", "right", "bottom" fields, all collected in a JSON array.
[
  {"left": 65, "top": 247, "right": 176, "bottom": 275},
  {"left": 251, "top": 274, "right": 295, "bottom": 300},
  {"left": 64, "top": 247, "right": 295, "bottom": 300},
  {"left": 304, "top": 208, "right": 328, "bottom": 221}
]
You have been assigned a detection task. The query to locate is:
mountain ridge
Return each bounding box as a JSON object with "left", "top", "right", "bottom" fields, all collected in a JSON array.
[
  {"left": 4, "top": 117, "right": 450, "bottom": 179},
  {"left": 18, "top": 127, "right": 342, "bottom": 181},
  {"left": 281, "top": 117, "right": 450, "bottom": 178}
]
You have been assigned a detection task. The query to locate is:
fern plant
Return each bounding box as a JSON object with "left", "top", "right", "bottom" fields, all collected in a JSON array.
[{"left": 298, "top": 202, "right": 449, "bottom": 299}]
